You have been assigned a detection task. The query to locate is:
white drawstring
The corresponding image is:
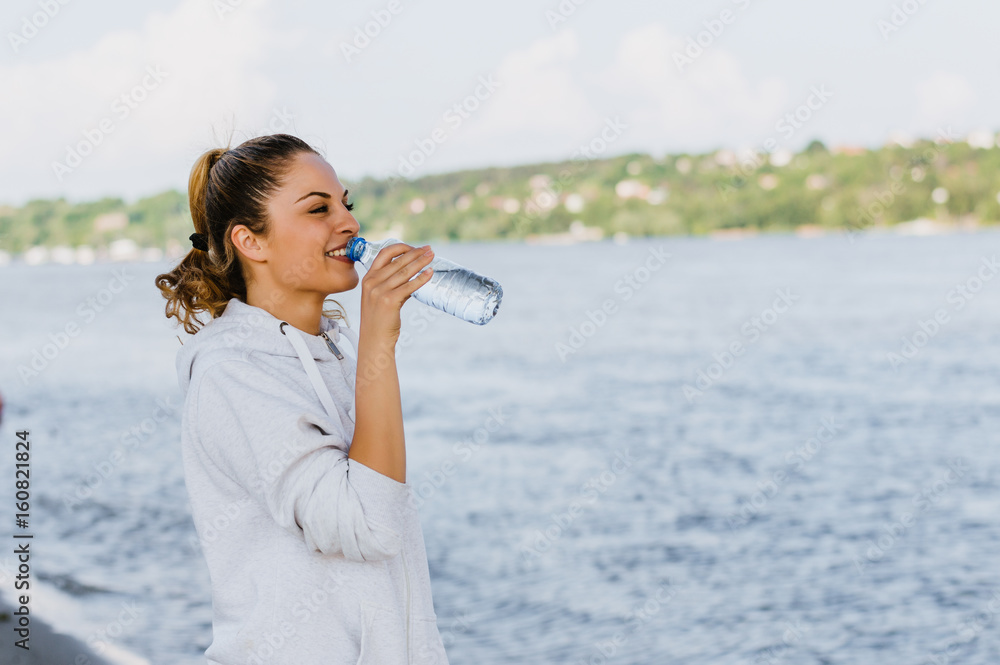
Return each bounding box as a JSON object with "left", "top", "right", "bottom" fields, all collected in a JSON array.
[
  {"left": 280, "top": 322, "right": 353, "bottom": 434},
  {"left": 328, "top": 320, "right": 358, "bottom": 422},
  {"left": 331, "top": 320, "right": 359, "bottom": 363}
]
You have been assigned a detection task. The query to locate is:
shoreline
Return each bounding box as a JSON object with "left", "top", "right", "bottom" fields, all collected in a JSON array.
[
  {"left": 0, "top": 590, "right": 115, "bottom": 665},
  {"left": 0, "top": 221, "right": 998, "bottom": 268}
]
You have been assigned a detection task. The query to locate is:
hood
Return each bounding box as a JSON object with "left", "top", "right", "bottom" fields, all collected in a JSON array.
[{"left": 176, "top": 297, "right": 351, "bottom": 396}]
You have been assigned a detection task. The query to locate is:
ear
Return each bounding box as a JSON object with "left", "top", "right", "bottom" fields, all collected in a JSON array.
[{"left": 231, "top": 221, "right": 266, "bottom": 263}]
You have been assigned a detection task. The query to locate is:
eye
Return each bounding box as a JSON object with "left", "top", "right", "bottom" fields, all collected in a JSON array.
[
  {"left": 309, "top": 205, "right": 328, "bottom": 214},
  {"left": 344, "top": 200, "right": 355, "bottom": 212}
]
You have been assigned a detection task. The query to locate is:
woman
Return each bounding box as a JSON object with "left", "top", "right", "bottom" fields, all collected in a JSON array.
[{"left": 155, "top": 133, "right": 449, "bottom": 664}]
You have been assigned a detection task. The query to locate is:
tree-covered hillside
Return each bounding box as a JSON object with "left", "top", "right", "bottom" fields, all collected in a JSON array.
[{"left": 2, "top": 135, "right": 997, "bottom": 256}]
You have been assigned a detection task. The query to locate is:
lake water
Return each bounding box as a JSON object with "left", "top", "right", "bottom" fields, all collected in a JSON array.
[{"left": 1, "top": 231, "right": 999, "bottom": 664}]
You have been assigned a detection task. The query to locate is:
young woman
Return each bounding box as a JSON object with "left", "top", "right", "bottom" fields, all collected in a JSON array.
[{"left": 155, "top": 133, "right": 450, "bottom": 664}]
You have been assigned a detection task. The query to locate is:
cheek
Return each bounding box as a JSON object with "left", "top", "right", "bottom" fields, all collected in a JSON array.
[{"left": 277, "top": 247, "right": 325, "bottom": 286}]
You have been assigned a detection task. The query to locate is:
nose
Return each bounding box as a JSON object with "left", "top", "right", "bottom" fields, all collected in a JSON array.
[
  {"left": 343, "top": 216, "right": 360, "bottom": 237},
  {"left": 336, "top": 207, "right": 360, "bottom": 236}
]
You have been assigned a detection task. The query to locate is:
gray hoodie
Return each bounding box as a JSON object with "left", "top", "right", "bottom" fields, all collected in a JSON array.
[{"left": 176, "top": 297, "right": 450, "bottom": 665}]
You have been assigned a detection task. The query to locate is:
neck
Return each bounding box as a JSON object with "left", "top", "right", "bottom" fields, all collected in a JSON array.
[{"left": 245, "top": 282, "right": 326, "bottom": 336}]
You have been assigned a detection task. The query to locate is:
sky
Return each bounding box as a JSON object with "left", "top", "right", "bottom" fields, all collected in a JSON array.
[{"left": 1, "top": 0, "right": 997, "bottom": 206}]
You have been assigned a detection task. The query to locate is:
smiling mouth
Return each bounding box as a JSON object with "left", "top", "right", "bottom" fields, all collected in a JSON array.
[{"left": 324, "top": 238, "right": 354, "bottom": 260}]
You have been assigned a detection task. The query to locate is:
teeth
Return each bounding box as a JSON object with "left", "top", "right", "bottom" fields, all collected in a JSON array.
[{"left": 325, "top": 248, "right": 347, "bottom": 257}]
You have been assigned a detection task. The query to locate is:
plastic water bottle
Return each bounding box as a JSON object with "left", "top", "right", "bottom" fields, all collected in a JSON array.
[{"left": 346, "top": 237, "right": 503, "bottom": 325}]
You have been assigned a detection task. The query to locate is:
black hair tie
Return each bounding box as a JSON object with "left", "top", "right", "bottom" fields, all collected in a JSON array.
[{"left": 189, "top": 233, "right": 209, "bottom": 251}]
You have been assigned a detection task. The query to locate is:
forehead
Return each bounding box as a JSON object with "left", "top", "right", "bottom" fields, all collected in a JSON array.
[{"left": 280, "top": 151, "right": 344, "bottom": 195}]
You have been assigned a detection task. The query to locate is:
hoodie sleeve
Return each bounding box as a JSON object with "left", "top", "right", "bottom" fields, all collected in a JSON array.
[{"left": 193, "top": 358, "right": 412, "bottom": 562}]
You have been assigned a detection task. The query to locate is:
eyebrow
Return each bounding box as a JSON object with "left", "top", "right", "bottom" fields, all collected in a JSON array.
[{"left": 295, "top": 189, "right": 350, "bottom": 204}]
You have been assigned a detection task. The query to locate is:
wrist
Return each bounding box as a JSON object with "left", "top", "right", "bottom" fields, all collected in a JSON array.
[{"left": 357, "top": 332, "right": 397, "bottom": 358}]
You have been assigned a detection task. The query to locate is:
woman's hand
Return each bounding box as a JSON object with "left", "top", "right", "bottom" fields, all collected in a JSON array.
[{"left": 358, "top": 242, "right": 434, "bottom": 345}]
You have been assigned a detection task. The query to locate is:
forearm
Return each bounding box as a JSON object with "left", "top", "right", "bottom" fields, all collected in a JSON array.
[{"left": 349, "top": 334, "right": 406, "bottom": 484}]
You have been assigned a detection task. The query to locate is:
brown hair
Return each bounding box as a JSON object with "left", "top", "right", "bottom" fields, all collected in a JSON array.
[{"left": 155, "top": 133, "right": 347, "bottom": 335}]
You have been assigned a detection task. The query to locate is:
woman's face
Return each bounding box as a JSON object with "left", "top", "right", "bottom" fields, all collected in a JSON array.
[{"left": 253, "top": 151, "right": 361, "bottom": 297}]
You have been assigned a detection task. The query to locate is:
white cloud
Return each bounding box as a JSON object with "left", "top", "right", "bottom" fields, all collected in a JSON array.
[
  {"left": 453, "top": 23, "right": 790, "bottom": 166},
  {"left": 594, "top": 23, "right": 789, "bottom": 152},
  {"left": 0, "top": 0, "right": 281, "bottom": 203},
  {"left": 456, "top": 29, "right": 603, "bottom": 146}
]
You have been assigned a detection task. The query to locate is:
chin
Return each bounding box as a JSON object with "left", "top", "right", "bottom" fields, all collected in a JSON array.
[{"left": 326, "top": 274, "right": 360, "bottom": 295}]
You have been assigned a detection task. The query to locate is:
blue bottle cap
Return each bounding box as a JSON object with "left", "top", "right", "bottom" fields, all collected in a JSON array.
[{"left": 346, "top": 237, "right": 366, "bottom": 262}]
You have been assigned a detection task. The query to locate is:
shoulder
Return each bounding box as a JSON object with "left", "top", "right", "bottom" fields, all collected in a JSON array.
[{"left": 189, "top": 347, "right": 253, "bottom": 391}]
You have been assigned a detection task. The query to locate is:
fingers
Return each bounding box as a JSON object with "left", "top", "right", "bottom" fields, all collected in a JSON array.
[
  {"left": 385, "top": 246, "right": 434, "bottom": 291},
  {"left": 368, "top": 241, "right": 412, "bottom": 270},
  {"left": 367, "top": 244, "right": 435, "bottom": 291},
  {"left": 400, "top": 264, "right": 434, "bottom": 299}
]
